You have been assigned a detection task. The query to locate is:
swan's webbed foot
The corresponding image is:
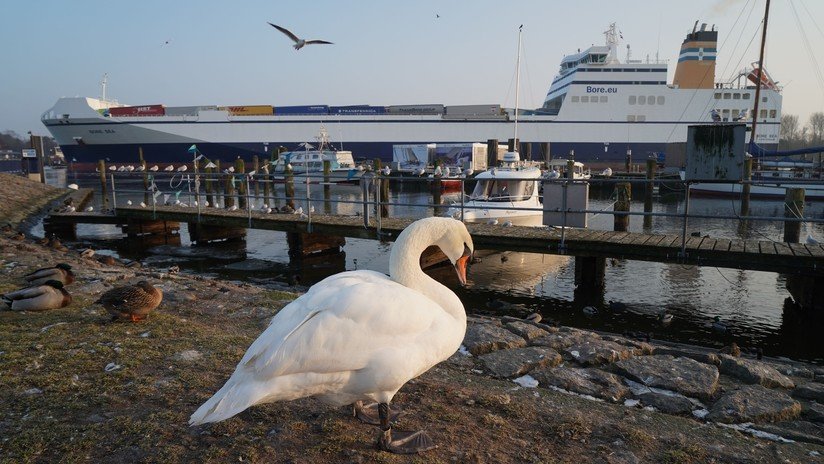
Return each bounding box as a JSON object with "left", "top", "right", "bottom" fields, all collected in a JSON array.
[
  {"left": 353, "top": 401, "right": 401, "bottom": 425},
  {"left": 379, "top": 428, "right": 436, "bottom": 454},
  {"left": 375, "top": 402, "right": 435, "bottom": 454}
]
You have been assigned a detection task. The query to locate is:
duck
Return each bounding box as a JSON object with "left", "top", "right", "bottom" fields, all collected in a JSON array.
[
  {"left": 582, "top": 305, "right": 598, "bottom": 316},
  {"left": 80, "top": 248, "right": 95, "bottom": 259},
  {"left": 711, "top": 316, "right": 728, "bottom": 333},
  {"left": 97, "top": 255, "right": 117, "bottom": 266},
  {"left": 24, "top": 263, "right": 75, "bottom": 286},
  {"left": 2, "top": 280, "right": 72, "bottom": 311},
  {"left": 96, "top": 280, "right": 163, "bottom": 322},
  {"left": 189, "top": 217, "right": 473, "bottom": 454},
  {"left": 658, "top": 310, "right": 673, "bottom": 325}
]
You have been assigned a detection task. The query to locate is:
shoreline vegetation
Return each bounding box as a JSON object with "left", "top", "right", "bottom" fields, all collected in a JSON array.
[{"left": 1, "top": 173, "right": 822, "bottom": 463}]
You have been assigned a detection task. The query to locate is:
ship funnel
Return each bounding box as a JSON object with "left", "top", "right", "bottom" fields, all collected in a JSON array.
[{"left": 673, "top": 20, "right": 717, "bottom": 89}]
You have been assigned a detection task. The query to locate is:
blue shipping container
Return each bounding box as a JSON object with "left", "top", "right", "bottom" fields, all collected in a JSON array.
[
  {"left": 329, "top": 105, "right": 386, "bottom": 115},
  {"left": 274, "top": 105, "right": 329, "bottom": 115}
]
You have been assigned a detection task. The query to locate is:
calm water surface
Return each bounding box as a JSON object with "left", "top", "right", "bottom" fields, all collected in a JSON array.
[{"left": 38, "top": 171, "right": 824, "bottom": 364}]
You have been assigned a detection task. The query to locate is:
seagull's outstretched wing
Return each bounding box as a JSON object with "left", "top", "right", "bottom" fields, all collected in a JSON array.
[
  {"left": 268, "top": 23, "right": 299, "bottom": 43},
  {"left": 305, "top": 40, "right": 333, "bottom": 45}
]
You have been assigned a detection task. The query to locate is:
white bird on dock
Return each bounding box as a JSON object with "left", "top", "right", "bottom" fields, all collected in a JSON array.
[
  {"left": 203, "top": 201, "right": 210, "bottom": 207},
  {"left": 126, "top": 200, "right": 132, "bottom": 206},
  {"left": 463, "top": 168, "right": 474, "bottom": 177},
  {"left": 502, "top": 221, "right": 513, "bottom": 227},
  {"left": 204, "top": 162, "right": 217, "bottom": 169},
  {"left": 294, "top": 206, "right": 304, "bottom": 215},
  {"left": 309, "top": 205, "right": 315, "bottom": 214},
  {"left": 443, "top": 166, "right": 451, "bottom": 177},
  {"left": 149, "top": 165, "right": 159, "bottom": 172},
  {"left": 247, "top": 170, "right": 256, "bottom": 177},
  {"left": 601, "top": 167, "right": 613, "bottom": 177},
  {"left": 125, "top": 165, "right": 135, "bottom": 172},
  {"left": 164, "top": 165, "right": 175, "bottom": 171},
  {"left": 135, "top": 165, "right": 145, "bottom": 172},
  {"left": 188, "top": 217, "right": 473, "bottom": 454},
  {"left": 487, "top": 218, "right": 498, "bottom": 225},
  {"left": 140, "top": 202, "right": 147, "bottom": 208},
  {"left": 545, "top": 169, "right": 560, "bottom": 180},
  {"left": 117, "top": 165, "right": 127, "bottom": 172},
  {"left": 67, "top": 183, "right": 79, "bottom": 190},
  {"left": 228, "top": 205, "right": 238, "bottom": 211},
  {"left": 381, "top": 166, "right": 391, "bottom": 176},
  {"left": 85, "top": 206, "right": 94, "bottom": 212},
  {"left": 109, "top": 165, "right": 117, "bottom": 171},
  {"left": 177, "top": 165, "right": 188, "bottom": 172},
  {"left": 268, "top": 23, "right": 333, "bottom": 50},
  {"left": 264, "top": 207, "right": 272, "bottom": 214},
  {"left": 807, "top": 234, "right": 819, "bottom": 245},
  {"left": 434, "top": 166, "right": 443, "bottom": 177},
  {"left": 224, "top": 166, "right": 235, "bottom": 174},
  {"left": 414, "top": 167, "right": 426, "bottom": 176}
]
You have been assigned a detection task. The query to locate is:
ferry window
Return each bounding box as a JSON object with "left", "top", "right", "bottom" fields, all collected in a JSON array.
[
  {"left": 769, "top": 110, "right": 777, "bottom": 118},
  {"left": 648, "top": 96, "right": 655, "bottom": 104},
  {"left": 762, "top": 97, "right": 767, "bottom": 102},
  {"left": 590, "top": 97, "right": 599, "bottom": 103},
  {"left": 722, "top": 109, "right": 730, "bottom": 117},
  {"left": 638, "top": 96, "right": 646, "bottom": 105},
  {"left": 714, "top": 93, "right": 722, "bottom": 99},
  {"left": 657, "top": 96, "right": 665, "bottom": 105},
  {"left": 571, "top": 96, "right": 580, "bottom": 103},
  {"left": 581, "top": 96, "right": 589, "bottom": 103},
  {"left": 723, "top": 93, "right": 731, "bottom": 99},
  {"left": 733, "top": 93, "right": 741, "bottom": 100},
  {"left": 627, "top": 115, "right": 636, "bottom": 122},
  {"left": 743, "top": 93, "right": 750, "bottom": 100},
  {"left": 760, "top": 109, "right": 767, "bottom": 118},
  {"left": 600, "top": 96, "right": 608, "bottom": 103},
  {"left": 629, "top": 96, "right": 637, "bottom": 105},
  {"left": 636, "top": 115, "right": 646, "bottom": 122}
]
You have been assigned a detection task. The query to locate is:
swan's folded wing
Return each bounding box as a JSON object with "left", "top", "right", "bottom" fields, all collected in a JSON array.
[{"left": 236, "top": 271, "right": 444, "bottom": 379}]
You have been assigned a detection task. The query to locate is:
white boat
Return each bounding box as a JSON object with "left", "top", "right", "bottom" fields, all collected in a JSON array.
[
  {"left": 271, "top": 127, "right": 356, "bottom": 176},
  {"left": 684, "top": 160, "right": 824, "bottom": 199},
  {"left": 545, "top": 158, "right": 592, "bottom": 180},
  {"left": 447, "top": 151, "right": 544, "bottom": 224}
]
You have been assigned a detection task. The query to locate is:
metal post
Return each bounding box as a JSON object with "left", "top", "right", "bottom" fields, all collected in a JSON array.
[
  {"left": 560, "top": 178, "right": 568, "bottom": 252},
  {"left": 361, "top": 174, "right": 370, "bottom": 228},
  {"left": 247, "top": 177, "right": 252, "bottom": 228},
  {"left": 680, "top": 183, "right": 691, "bottom": 257},
  {"left": 110, "top": 174, "right": 117, "bottom": 209},
  {"left": 460, "top": 177, "right": 465, "bottom": 221}
]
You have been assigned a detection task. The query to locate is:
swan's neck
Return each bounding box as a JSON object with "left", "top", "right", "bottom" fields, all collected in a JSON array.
[{"left": 390, "top": 232, "right": 466, "bottom": 323}]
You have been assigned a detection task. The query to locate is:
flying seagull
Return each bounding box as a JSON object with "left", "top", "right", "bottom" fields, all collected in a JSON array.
[{"left": 268, "top": 23, "right": 333, "bottom": 50}]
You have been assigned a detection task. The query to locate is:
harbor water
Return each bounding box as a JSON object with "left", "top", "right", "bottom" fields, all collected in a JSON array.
[{"left": 37, "top": 171, "right": 824, "bottom": 364}]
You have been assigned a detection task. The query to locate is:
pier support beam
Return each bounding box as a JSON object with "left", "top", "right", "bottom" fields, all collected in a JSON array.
[
  {"left": 487, "top": 139, "right": 499, "bottom": 167},
  {"left": 574, "top": 256, "right": 606, "bottom": 307},
  {"left": 783, "top": 188, "right": 805, "bottom": 243},
  {"left": 644, "top": 159, "right": 656, "bottom": 229},
  {"left": 188, "top": 223, "right": 246, "bottom": 245},
  {"left": 123, "top": 219, "right": 179, "bottom": 239},
  {"left": 614, "top": 183, "right": 631, "bottom": 232},
  {"left": 43, "top": 220, "right": 77, "bottom": 241},
  {"left": 286, "top": 232, "right": 345, "bottom": 258}
]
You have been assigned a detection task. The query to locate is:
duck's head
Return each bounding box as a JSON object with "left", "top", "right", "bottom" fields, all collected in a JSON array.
[{"left": 56, "top": 263, "right": 72, "bottom": 271}]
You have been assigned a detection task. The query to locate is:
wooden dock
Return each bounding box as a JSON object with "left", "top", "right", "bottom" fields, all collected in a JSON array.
[{"left": 45, "top": 205, "right": 824, "bottom": 277}]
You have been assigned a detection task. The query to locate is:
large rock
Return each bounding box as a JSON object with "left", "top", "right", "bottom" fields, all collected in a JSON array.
[
  {"left": 653, "top": 346, "right": 721, "bottom": 366},
  {"left": 599, "top": 335, "right": 654, "bottom": 355},
  {"left": 612, "top": 355, "right": 719, "bottom": 400},
  {"left": 531, "top": 330, "right": 600, "bottom": 351},
  {"left": 504, "top": 320, "right": 551, "bottom": 342},
  {"left": 802, "top": 401, "right": 824, "bottom": 423},
  {"left": 751, "top": 421, "right": 824, "bottom": 446},
  {"left": 531, "top": 367, "right": 629, "bottom": 402},
  {"left": 563, "top": 339, "right": 636, "bottom": 367},
  {"left": 638, "top": 392, "right": 695, "bottom": 415},
  {"left": 793, "top": 382, "right": 824, "bottom": 402},
  {"left": 463, "top": 323, "right": 527, "bottom": 356},
  {"left": 719, "top": 356, "right": 794, "bottom": 389},
  {"left": 479, "top": 346, "right": 561, "bottom": 378},
  {"left": 706, "top": 385, "right": 801, "bottom": 424}
]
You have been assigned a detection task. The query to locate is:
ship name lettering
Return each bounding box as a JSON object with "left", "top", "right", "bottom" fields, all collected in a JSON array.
[{"left": 586, "top": 86, "right": 617, "bottom": 94}]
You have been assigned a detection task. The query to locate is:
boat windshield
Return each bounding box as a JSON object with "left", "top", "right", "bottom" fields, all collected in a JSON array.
[{"left": 470, "top": 179, "right": 535, "bottom": 201}]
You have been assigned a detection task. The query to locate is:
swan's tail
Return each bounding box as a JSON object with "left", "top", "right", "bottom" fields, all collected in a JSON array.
[{"left": 189, "top": 378, "right": 260, "bottom": 426}]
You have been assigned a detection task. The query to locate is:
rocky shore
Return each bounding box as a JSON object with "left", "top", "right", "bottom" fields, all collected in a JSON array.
[{"left": 1, "top": 175, "right": 823, "bottom": 463}]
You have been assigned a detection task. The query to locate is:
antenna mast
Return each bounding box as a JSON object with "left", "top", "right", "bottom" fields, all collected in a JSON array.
[
  {"left": 750, "top": 0, "right": 771, "bottom": 149},
  {"left": 514, "top": 25, "right": 523, "bottom": 147},
  {"left": 100, "top": 73, "right": 108, "bottom": 102}
]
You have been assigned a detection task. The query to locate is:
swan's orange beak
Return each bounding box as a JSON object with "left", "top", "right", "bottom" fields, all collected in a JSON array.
[{"left": 455, "top": 254, "right": 470, "bottom": 286}]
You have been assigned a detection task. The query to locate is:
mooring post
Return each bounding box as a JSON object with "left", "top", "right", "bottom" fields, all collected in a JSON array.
[
  {"left": 205, "top": 163, "right": 214, "bottom": 208},
  {"left": 323, "top": 159, "right": 331, "bottom": 214},
  {"left": 139, "top": 148, "right": 150, "bottom": 206},
  {"left": 613, "top": 182, "right": 631, "bottom": 232},
  {"left": 740, "top": 157, "right": 753, "bottom": 217},
  {"left": 110, "top": 174, "right": 117, "bottom": 208},
  {"left": 285, "top": 163, "right": 295, "bottom": 210},
  {"left": 625, "top": 149, "right": 632, "bottom": 174},
  {"left": 263, "top": 164, "right": 271, "bottom": 208},
  {"left": 644, "top": 158, "right": 656, "bottom": 229},
  {"left": 783, "top": 188, "right": 805, "bottom": 243},
  {"left": 236, "top": 159, "right": 247, "bottom": 210},
  {"left": 374, "top": 158, "right": 389, "bottom": 218},
  {"left": 98, "top": 160, "right": 109, "bottom": 211},
  {"left": 252, "top": 155, "right": 260, "bottom": 201},
  {"left": 541, "top": 142, "right": 551, "bottom": 164},
  {"left": 224, "top": 162, "right": 235, "bottom": 210},
  {"left": 360, "top": 172, "right": 371, "bottom": 227},
  {"left": 487, "top": 139, "right": 499, "bottom": 168}
]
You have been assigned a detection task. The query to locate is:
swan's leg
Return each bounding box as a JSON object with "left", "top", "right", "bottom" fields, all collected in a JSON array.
[
  {"left": 353, "top": 401, "right": 402, "bottom": 425},
  {"left": 377, "top": 402, "right": 435, "bottom": 454}
]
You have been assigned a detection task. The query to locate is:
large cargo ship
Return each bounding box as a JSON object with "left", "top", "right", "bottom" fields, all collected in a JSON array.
[{"left": 41, "top": 23, "right": 782, "bottom": 167}]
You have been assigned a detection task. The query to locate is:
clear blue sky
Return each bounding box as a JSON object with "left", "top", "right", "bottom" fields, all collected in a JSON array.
[{"left": 2, "top": 0, "right": 823, "bottom": 137}]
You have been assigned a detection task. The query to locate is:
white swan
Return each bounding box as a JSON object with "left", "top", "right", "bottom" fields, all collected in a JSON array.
[{"left": 189, "top": 217, "right": 473, "bottom": 454}]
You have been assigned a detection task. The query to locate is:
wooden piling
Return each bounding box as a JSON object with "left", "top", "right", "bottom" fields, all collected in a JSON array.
[
  {"left": 614, "top": 182, "right": 631, "bottom": 232},
  {"left": 541, "top": 142, "right": 551, "bottom": 163},
  {"left": 253, "top": 155, "right": 260, "bottom": 201},
  {"left": 236, "top": 158, "right": 247, "bottom": 210},
  {"left": 285, "top": 163, "right": 295, "bottom": 209},
  {"left": 139, "top": 148, "right": 150, "bottom": 206},
  {"left": 522, "top": 142, "right": 532, "bottom": 161},
  {"left": 487, "top": 139, "right": 499, "bottom": 167},
  {"left": 783, "top": 188, "right": 805, "bottom": 243},
  {"left": 287, "top": 232, "right": 345, "bottom": 258},
  {"left": 644, "top": 158, "right": 656, "bottom": 229},
  {"left": 566, "top": 159, "right": 575, "bottom": 180},
  {"left": 507, "top": 138, "right": 519, "bottom": 152},
  {"left": 98, "top": 160, "right": 109, "bottom": 210},
  {"left": 625, "top": 149, "right": 632, "bottom": 174},
  {"left": 188, "top": 223, "right": 246, "bottom": 245},
  {"left": 204, "top": 163, "right": 214, "bottom": 207},
  {"left": 373, "top": 159, "right": 389, "bottom": 217},
  {"left": 323, "top": 160, "right": 331, "bottom": 214},
  {"left": 740, "top": 157, "right": 752, "bottom": 217},
  {"left": 574, "top": 256, "right": 606, "bottom": 289},
  {"left": 224, "top": 161, "right": 235, "bottom": 209},
  {"left": 263, "top": 163, "right": 272, "bottom": 208}
]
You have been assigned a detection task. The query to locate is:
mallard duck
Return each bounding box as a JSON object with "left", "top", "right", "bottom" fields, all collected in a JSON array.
[
  {"left": 97, "top": 281, "right": 163, "bottom": 322},
  {"left": 711, "top": 316, "right": 728, "bottom": 333},
  {"left": 658, "top": 310, "right": 673, "bottom": 325},
  {"left": 2, "top": 280, "right": 72, "bottom": 311},
  {"left": 582, "top": 305, "right": 598, "bottom": 316},
  {"left": 24, "top": 263, "right": 75, "bottom": 286}
]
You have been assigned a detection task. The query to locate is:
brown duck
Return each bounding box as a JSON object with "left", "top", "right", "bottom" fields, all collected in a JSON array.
[
  {"left": 24, "top": 263, "right": 75, "bottom": 286},
  {"left": 2, "top": 280, "right": 72, "bottom": 311},
  {"left": 97, "top": 281, "right": 163, "bottom": 322}
]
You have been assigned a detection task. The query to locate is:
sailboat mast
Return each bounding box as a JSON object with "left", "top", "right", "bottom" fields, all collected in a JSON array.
[
  {"left": 514, "top": 25, "right": 522, "bottom": 148},
  {"left": 750, "top": 0, "right": 771, "bottom": 148}
]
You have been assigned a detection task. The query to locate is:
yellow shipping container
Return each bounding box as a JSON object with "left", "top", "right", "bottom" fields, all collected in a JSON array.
[{"left": 225, "top": 105, "right": 273, "bottom": 116}]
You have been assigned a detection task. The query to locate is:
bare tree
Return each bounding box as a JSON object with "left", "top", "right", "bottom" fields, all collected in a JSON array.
[
  {"left": 780, "top": 114, "right": 799, "bottom": 147},
  {"left": 809, "top": 112, "right": 824, "bottom": 146}
]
